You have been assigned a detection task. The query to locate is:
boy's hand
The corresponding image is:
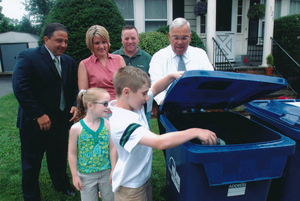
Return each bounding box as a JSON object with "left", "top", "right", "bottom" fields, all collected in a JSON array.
[
  {"left": 196, "top": 128, "right": 217, "bottom": 145},
  {"left": 72, "top": 176, "right": 83, "bottom": 191}
]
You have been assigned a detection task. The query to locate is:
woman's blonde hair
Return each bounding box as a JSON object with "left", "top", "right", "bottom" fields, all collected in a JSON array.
[
  {"left": 86, "top": 25, "right": 111, "bottom": 54},
  {"left": 75, "top": 88, "right": 109, "bottom": 121}
]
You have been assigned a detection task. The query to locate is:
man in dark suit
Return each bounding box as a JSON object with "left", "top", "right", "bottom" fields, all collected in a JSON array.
[{"left": 12, "top": 22, "right": 78, "bottom": 200}]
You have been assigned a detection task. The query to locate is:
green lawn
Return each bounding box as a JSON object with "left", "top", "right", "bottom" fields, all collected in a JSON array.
[{"left": 0, "top": 93, "right": 166, "bottom": 201}]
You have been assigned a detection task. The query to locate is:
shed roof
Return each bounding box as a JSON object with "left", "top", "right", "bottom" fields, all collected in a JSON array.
[{"left": 0, "top": 31, "right": 39, "bottom": 44}]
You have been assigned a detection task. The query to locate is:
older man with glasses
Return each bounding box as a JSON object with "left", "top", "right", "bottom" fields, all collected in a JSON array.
[{"left": 148, "top": 17, "right": 214, "bottom": 154}]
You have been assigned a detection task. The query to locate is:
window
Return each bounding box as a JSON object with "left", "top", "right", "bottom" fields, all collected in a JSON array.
[
  {"left": 114, "top": 0, "right": 135, "bottom": 26},
  {"left": 145, "top": 0, "right": 168, "bottom": 32},
  {"left": 274, "top": 0, "right": 281, "bottom": 19},
  {"left": 290, "top": 0, "right": 300, "bottom": 15},
  {"left": 237, "top": 0, "right": 243, "bottom": 33},
  {"left": 201, "top": 16, "right": 206, "bottom": 33},
  {"left": 216, "top": 0, "right": 232, "bottom": 31}
]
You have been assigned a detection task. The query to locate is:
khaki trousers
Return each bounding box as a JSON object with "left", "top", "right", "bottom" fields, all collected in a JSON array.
[
  {"left": 78, "top": 169, "right": 114, "bottom": 201},
  {"left": 115, "top": 179, "right": 152, "bottom": 201}
]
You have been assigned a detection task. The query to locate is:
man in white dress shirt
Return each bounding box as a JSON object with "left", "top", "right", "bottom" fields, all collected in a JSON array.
[{"left": 149, "top": 17, "right": 214, "bottom": 140}]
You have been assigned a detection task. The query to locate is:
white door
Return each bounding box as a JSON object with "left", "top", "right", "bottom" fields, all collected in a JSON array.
[
  {"left": 215, "top": 32, "right": 236, "bottom": 61},
  {"left": 215, "top": 0, "right": 237, "bottom": 61}
]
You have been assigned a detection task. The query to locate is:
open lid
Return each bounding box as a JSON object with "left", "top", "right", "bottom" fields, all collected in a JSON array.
[{"left": 160, "top": 70, "right": 287, "bottom": 112}]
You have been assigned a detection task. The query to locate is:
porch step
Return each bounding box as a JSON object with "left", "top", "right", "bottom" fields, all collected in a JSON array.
[{"left": 235, "top": 66, "right": 270, "bottom": 75}]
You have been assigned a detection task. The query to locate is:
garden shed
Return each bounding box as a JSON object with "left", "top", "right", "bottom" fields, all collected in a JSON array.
[{"left": 0, "top": 31, "right": 39, "bottom": 73}]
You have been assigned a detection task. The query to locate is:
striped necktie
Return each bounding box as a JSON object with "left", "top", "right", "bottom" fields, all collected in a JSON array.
[
  {"left": 178, "top": 55, "right": 186, "bottom": 71},
  {"left": 54, "top": 57, "right": 65, "bottom": 111}
]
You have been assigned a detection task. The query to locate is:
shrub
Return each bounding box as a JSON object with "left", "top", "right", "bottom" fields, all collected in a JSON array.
[
  {"left": 266, "top": 54, "right": 274, "bottom": 67},
  {"left": 273, "top": 14, "right": 300, "bottom": 70},
  {"left": 273, "top": 14, "right": 300, "bottom": 93},
  {"left": 274, "top": 14, "right": 300, "bottom": 62},
  {"left": 40, "top": 0, "right": 125, "bottom": 64},
  {"left": 138, "top": 31, "right": 169, "bottom": 56},
  {"left": 156, "top": 25, "right": 206, "bottom": 51}
]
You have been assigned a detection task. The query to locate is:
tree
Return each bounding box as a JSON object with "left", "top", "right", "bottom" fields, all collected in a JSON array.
[
  {"left": 19, "top": 16, "right": 38, "bottom": 35},
  {"left": 0, "top": 0, "right": 4, "bottom": 21},
  {"left": 0, "top": 0, "right": 38, "bottom": 35},
  {"left": 23, "top": 0, "right": 56, "bottom": 34},
  {"left": 42, "top": 0, "right": 125, "bottom": 64},
  {"left": 0, "top": 17, "right": 17, "bottom": 33}
]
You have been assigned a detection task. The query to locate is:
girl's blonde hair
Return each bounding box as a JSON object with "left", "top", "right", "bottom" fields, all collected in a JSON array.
[
  {"left": 75, "top": 88, "right": 109, "bottom": 121},
  {"left": 86, "top": 25, "right": 111, "bottom": 54}
]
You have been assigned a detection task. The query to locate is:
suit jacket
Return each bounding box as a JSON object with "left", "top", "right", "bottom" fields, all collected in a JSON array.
[{"left": 12, "top": 44, "right": 78, "bottom": 131}]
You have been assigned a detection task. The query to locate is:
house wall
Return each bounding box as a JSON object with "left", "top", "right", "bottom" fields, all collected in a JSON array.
[
  {"left": 184, "top": 0, "right": 197, "bottom": 32},
  {"left": 28, "top": 42, "right": 38, "bottom": 48}
]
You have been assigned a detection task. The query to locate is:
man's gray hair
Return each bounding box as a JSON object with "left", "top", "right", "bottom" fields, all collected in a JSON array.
[{"left": 169, "top": 18, "right": 191, "bottom": 34}]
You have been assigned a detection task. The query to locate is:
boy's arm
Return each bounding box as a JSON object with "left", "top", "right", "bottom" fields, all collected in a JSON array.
[
  {"left": 151, "top": 72, "right": 184, "bottom": 98},
  {"left": 68, "top": 125, "right": 82, "bottom": 191},
  {"left": 139, "top": 128, "right": 217, "bottom": 150},
  {"left": 107, "top": 121, "right": 117, "bottom": 185}
]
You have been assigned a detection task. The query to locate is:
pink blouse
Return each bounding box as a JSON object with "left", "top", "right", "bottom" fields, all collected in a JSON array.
[{"left": 82, "top": 53, "right": 122, "bottom": 101}]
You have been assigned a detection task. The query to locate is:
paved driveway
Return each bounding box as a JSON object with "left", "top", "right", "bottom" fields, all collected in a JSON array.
[{"left": 0, "top": 75, "right": 13, "bottom": 98}]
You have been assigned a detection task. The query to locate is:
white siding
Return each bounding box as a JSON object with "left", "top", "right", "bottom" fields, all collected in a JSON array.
[{"left": 185, "top": 0, "right": 197, "bottom": 32}]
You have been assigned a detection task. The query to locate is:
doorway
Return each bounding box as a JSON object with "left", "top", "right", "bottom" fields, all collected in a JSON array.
[
  {"left": 247, "top": 0, "right": 263, "bottom": 62},
  {"left": 215, "top": 0, "right": 236, "bottom": 61}
]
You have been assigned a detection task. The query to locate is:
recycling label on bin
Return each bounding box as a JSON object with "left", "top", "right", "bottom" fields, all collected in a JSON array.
[
  {"left": 168, "top": 157, "right": 181, "bottom": 193},
  {"left": 227, "top": 183, "right": 246, "bottom": 197}
]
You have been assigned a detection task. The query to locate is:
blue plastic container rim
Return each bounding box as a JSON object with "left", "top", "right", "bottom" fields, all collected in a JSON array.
[
  {"left": 246, "top": 99, "right": 300, "bottom": 139},
  {"left": 160, "top": 70, "right": 288, "bottom": 112}
]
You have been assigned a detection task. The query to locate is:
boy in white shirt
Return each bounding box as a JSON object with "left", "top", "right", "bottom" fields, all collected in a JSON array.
[{"left": 109, "top": 66, "right": 217, "bottom": 201}]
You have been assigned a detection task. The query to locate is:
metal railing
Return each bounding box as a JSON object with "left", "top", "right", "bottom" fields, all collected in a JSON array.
[
  {"left": 212, "top": 37, "right": 237, "bottom": 72},
  {"left": 271, "top": 37, "right": 300, "bottom": 98},
  {"left": 247, "top": 37, "right": 264, "bottom": 63}
]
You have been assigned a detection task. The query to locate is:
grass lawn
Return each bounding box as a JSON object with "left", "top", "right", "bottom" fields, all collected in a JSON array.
[{"left": 0, "top": 93, "right": 166, "bottom": 201}]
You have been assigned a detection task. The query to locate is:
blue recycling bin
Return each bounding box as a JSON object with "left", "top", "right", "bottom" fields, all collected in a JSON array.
[
  {"left": 246, "top": 99, "right": 300, "bottom": 201},
  {"left": 159, "top": 70, "right": 296, "bottom": 201}
]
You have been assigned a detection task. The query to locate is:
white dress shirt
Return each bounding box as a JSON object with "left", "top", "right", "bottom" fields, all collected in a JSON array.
[{"left": 149, "top": 45, "right": 214, "bottom": 104}]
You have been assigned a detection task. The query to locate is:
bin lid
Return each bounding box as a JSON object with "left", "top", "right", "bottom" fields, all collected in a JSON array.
[
  {"left": 160, "top": 70, "right": 287, "bottom": 112},
  {"left": 246, "top": 99, "right": 300, "bottom": 129}
]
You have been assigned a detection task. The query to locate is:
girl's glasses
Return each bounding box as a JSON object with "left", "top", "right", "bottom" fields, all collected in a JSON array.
[{"left": 93, "top": 101, "right": 109, "bottom": 107}]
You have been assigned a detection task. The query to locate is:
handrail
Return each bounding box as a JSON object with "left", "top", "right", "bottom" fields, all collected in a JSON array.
[
  {"left": 212, "top": 37, "right": 237, "bottom": 72},
  {"left": 271, "top": 37, "right": 299, "bottom": 97},
  {"left": 271, "top": 37, "right": 300, "bottom": 68},
  {"left": 273, "top": 66, "right": 298, "bottom": 96}
]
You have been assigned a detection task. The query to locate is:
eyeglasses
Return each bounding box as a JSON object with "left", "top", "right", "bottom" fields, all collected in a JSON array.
[
  {"left": 93, "top": 101, "right": 109, "bottom": 107},
  {"left": 171, "top": 36, "right": 189, "bottom": 42}
]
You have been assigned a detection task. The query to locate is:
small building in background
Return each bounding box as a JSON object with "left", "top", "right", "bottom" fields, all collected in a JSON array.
[{"left": 0, "top": 31, "right": 39, "bottom": 73}]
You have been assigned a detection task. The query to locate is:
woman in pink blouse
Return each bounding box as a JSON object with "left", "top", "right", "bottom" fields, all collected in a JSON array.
[{"left": 78, "top": 25, "right": 126, "bottom": 118}]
